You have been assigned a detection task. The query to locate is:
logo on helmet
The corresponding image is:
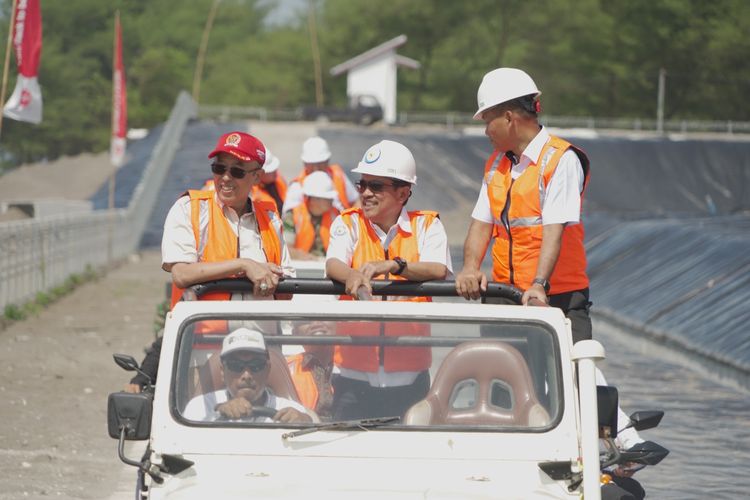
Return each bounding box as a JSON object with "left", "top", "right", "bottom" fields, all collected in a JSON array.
[
  {"left": 224, "top": 133, "right": 242, "bottom": 148},
  {"left": 364, "top": 147, "right": 381, "bottom": 164}
]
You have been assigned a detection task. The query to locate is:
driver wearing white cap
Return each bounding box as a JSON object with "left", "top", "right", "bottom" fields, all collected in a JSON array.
[{"left": 183, "top": 328, "right": 312, "bottom": 423}]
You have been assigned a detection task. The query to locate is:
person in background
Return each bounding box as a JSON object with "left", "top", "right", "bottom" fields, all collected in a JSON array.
[
  {"left": 286, "top": 320, "right": 336, "bottom": 420},
  {"left": 252, "top": 148, "right": 287, "bottom": 214},
  {"left": 283, "top": 170, "right": 340, "bottom": 261},
  {"left": 455, "top": 67, "right": 593, "bottom": 344},
  {"left": 183, "top": 328, "right": 312, "bottom": 423},
  {"left": 325, "top": 139, "right": 452, "bottom": 420},
  {"left": 283, "top": 136, "right": 359, "bottom": 214}
]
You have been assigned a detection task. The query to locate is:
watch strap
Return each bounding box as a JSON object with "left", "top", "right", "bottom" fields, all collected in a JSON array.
[
  {"left": 532, "top": 277, "right": 550, "bottom": 293},
  {"left": 392, "top": 257, "right": 407, "bottom": 276}
]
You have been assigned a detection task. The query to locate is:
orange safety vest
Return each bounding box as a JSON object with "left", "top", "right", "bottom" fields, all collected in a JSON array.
[
  {"left": 484, "top": 135, "right": 590, "bottom": 294},
  {"left": 252, "top": 175, "right": 288, "bottom": 212},
  {"left": 291, "top": 203, "right": 338, "bottom": 252},
  {"left": 334, "top": 208, "right": 437, "bottom": 373},
  {"left": 294, "top": 164, "right": 352, "bottom": 209},
  {"left": 169, "top": 190, "right": 282, "bottom": 309},
  {"left": 286, "top": 353, "right": 332, "bottom": 411}
]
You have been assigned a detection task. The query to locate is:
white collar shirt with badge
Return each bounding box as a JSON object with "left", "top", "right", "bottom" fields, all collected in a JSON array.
[
  {"left": 325, "top": 206, "right": 453, "bottom": 388},
  {"left": 161, "top": 193, "right": 294, "bottom": 300},
  {"left": 471, "top": 126, "right": 585, "bottom": 226}
]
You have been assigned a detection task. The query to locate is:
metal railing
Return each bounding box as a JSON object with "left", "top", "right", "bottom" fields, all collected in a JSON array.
[
  {"left": 198, "top": 104, "right": 750, "bottom": 135},
  {"left": 0, "top": 91, "right": 196, "bottom": 311}
]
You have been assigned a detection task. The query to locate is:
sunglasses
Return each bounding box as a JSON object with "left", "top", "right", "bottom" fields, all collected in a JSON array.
[
  {"left": 355, "top": 180, "right": 403, "bottom": 194},
  {"left": 223, "top": 358, "right": 268, "bottom": 374},
  {"left": 211, "top": 163, "right": 262, "bottom": 179}
]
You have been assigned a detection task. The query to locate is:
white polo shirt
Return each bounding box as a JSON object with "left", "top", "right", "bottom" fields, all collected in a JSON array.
[
  {"left": 471, "top": 127, "right": 585, "bottom": 226},
  {"left": 326, "top": 207, "right": 453, "bottom": 387}
]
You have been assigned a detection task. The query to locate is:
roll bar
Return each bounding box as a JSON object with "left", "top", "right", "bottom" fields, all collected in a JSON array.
[{"left": 182, "top": 278, "right": 523, "bottom": 304}]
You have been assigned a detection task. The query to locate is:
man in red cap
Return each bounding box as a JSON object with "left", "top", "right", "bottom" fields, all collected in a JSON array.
[
  {"left": 125, "top": 131, "right": 293, "bottom": 393},
  {"left": 162, "top": 131, "right": 292, "bottom": 303}
]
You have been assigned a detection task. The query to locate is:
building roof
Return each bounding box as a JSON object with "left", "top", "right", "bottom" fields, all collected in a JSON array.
[{"left": 330, "top": 34, "right": 420, "bottom": 76}]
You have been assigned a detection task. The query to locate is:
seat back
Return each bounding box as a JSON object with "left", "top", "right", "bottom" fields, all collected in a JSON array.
[
  {"left": 189, "top": 348, "right": 301, "bottom": 403},
  {"left": 403, "top": 341, "right": 550, "bottom": 427}
]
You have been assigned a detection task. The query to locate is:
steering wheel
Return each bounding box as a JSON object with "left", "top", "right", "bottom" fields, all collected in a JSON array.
[
  {"left": 217, "top": 405, "right": 278, "bottom": 421},
  {"left": 249, "top": 406, "right": 277, "bottom": 419}
]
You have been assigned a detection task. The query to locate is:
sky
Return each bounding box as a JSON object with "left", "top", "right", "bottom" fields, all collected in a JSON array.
[{"left": 261, "top": 0, "right": 307, "bottom": 27}]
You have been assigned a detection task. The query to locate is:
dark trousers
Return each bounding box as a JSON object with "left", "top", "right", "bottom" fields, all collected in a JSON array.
[
  {"left": 482, "top": 288, "right": 592, "bottom": 343},
  {"left": 331, "top": 370, "right": 430, "bottom": 421}
]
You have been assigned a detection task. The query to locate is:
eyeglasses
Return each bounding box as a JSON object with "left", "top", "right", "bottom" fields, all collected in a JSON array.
[
  {"left": 355, "top": 180, "right": 402, "bottom": 194},
  {"left": 223, "top": 358, "right": 268, "bottom": 374},
  {"left": 211, "top": 163, "right": 262, "bottom": 179}
]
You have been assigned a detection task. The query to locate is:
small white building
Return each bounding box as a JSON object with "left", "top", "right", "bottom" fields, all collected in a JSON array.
[{"left": 330, "top": 35, "right": 419, "bottom": 125}]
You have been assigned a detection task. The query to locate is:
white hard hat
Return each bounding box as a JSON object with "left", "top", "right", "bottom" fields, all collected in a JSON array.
[
  {"left": 351, "top": 140, "right": 417, "bottom": 185},
  {"left": 300, "top": 136, "right": 332, "bottom": 163},
  {"left": 302, "top": 171, "right": 338, "bottom": 200},
  {"left": 263, "top": 148, "right": 280, "bottom": 173},
  {"left": 474, "top": 68, "right": 541, "bottom": 120}
]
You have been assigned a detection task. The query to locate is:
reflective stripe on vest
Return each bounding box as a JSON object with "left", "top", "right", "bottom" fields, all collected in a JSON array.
[
  {"left": 485, "top": 136, "right": 590, "bottom": 294},
  {"left": 294, "top": 164, "right": 351, "bottom": 209},
  {"left": 292, "top": 203, "right": 338, "bottom": 252},
  {"left": 169, "top": 191, "right": 283, "bottom": 309},
  {"left": 333, "top": 208, "right": 436, "bottom": 373}
]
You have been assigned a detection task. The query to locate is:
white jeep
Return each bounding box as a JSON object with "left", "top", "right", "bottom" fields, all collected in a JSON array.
[{"left": 108, "top": 278, "right": 611, "bottom": 499}]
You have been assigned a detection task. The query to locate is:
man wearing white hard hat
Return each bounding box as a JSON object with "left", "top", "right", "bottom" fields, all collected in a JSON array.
[
  {"left": 183, "top": 328, "right": 313, "bottom": 423},
  {"left": 282, "top": 170, "right": 340, "bottom": 260},
  {"left": 252, "top": 148, "right": 288, "bottom": 214},
  {"left": 325, "top": 139, "right": 453, "bottom": 420},
  {"left": 455, "top": 68, "right": 592, "bottom": 343},
  {"left": 283, "top": 136, "right": 359, "bottom": 215}
]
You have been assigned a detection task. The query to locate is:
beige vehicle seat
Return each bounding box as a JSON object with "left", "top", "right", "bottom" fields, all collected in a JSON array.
[{"left": 403, "top": 341, "right": 550, "bottom": 427}]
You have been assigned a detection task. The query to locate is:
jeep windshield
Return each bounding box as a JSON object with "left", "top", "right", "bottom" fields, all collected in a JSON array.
[{"left": 171, "top": 307, "right": 563, "bottom": 432}]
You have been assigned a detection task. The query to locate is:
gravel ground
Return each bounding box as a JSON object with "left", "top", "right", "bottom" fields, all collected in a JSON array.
[{"left": 0, "top": 251, "right": 164, "bottom": 500}]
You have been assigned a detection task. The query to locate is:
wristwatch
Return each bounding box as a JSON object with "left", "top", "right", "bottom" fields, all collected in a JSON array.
[
  {"left": 532, "top": 277, "right": 551, "bottom": 293},
  {"left": 392, "top": 257, "right": 407, "bottom": 276}
]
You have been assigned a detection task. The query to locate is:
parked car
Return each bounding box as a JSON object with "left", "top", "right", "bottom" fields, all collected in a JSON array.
[
  {"left": 301, "top": 94, "right": 383, "bottom": 125},
  {"left": 109, "top": 278, "right": 613, "bottom": 499}
]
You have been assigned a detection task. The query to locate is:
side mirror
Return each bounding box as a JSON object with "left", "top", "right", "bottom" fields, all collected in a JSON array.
[
  {"left": 623, "top": 440, "right": 670, "bottom": 466},
  {"left": 112, "top": 353, "right": 153, "bottom": 386},
  {"left": 113, "top": 354, "right": 140, "bottom": 372},
  {"left": 107, "top": 392, "right": 152, "bottom": 441},
  {"left": 597, "top": 385, "right": 619, "bottom": 439},
  {"left": 628, "top": 410, "right": 664, "bottom": 431}
]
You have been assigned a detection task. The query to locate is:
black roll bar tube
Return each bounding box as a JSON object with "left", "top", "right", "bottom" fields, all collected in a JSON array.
[{"left": 183, "top": 278, "right": 523, "bottom": 304}]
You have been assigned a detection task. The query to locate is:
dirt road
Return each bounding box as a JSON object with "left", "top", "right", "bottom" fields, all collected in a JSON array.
[{"left": 0, "top": 250, "right": 164, "bottom": 500}]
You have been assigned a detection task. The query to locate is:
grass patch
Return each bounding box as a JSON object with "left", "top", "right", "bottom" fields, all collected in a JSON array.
[{"left": 1, "top": 265, "right": 101, "bottom": 327}]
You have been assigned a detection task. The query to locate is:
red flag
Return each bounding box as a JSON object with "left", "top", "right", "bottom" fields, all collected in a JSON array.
[
  {"left": 3, "top": 0, "right": 43, "bottom": 124},
  {"left": 110, "top": 11, "right": 127, "bottom": 167}
]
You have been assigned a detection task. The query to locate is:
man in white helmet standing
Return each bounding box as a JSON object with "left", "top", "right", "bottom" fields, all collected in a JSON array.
[
  {"left": 282, "top": 170, "right": 340, "bottom": 261},
  {"left": 283, "top": 136, "right": 360, "bottom": 215},
  {"left": 455, "top": 68, "right": 593, "bottom": 344},
  {"left": 325, "top": 139, "right": 453, "bottom": 420}
]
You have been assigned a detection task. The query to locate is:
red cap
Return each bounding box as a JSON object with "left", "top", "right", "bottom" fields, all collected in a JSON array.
[{"left": 208, "top": 132, "right": 266, "bottom": 164}]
